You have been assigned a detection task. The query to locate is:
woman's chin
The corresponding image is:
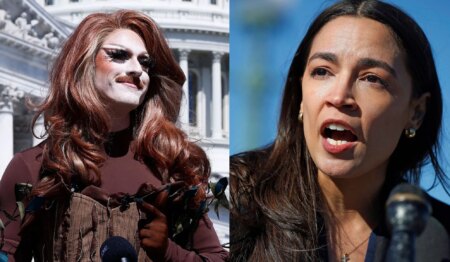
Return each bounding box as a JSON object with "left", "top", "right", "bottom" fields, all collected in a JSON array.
[{"left": 316, "top": 162, "right": 361, "bottom": 179}]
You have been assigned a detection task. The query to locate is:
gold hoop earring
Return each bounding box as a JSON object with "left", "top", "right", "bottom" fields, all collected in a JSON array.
[
  {"left": 404, "top": 128, "right": 416, "bottom": 138},
  {"left": 298, "top": 111, "right": 303, "bottom": 122}
]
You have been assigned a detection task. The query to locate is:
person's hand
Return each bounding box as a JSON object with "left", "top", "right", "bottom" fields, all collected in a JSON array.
[{"left": 138, "top": 189, "right": 169, "bottom": 261}]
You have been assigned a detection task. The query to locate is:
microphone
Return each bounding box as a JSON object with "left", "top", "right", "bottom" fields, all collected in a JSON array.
[
  {"left": 385, "top": 183, "right": 431, "bottom": 262},
  {"left": 100, "top": 236, "right": 138, "bottom": 262}
]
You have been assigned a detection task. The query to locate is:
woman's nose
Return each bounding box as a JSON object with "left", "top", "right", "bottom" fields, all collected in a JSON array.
[
  {"left": 127, "top": 58, "right": 143, "bottom": 77},
  {"left": 326, "top": 74, "right": 357, "bottom": 110}
]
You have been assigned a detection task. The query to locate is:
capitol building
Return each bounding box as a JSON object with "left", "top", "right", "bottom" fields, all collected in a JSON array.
[{"left": 0, "top": 0, "right": 229, "bottom": 245}]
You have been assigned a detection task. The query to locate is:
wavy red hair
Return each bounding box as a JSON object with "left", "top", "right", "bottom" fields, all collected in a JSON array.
[{"left": 27, "top": 10, "right": 209, "bottom": 220}]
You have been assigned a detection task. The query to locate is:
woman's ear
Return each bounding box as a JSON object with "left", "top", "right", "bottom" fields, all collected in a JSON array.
[{"left": 407, "top": 92, "right": 430, "bottom": 130}]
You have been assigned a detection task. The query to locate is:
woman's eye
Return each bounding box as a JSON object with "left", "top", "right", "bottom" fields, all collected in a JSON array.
[
  {"left": 361, "top": 74, "right": 388, "bottom": 87},
  {"left": 310, "top": 68, "right": 330, "bottom": 78},
  {"left": 105, "top": 49, "right": 130, "bottom": 61},
  {"left": 138, "top": 57, "right": 154, "bottom": 70}
]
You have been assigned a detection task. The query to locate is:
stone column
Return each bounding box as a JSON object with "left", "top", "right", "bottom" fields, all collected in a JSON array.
[
  {"left": 0, "top": 86, "right": 23, "bottom": 178},
  {"left": 179, "top": 49, "right": 190, "bottom": 130},
  {"left": 197, "top": 72, "right": 206, "bottom": 137},
  {"left": 33, "top": 115, "right": 46, "bottom": 146},
  {"left": 222, "top": 77, "right": 229, "bottom": 137},
  {"left": 211, "top": 52, "right": 223, "bottom": 139},
  {"left": 201, "top": 67, "right": 211, "bottom": 137}
]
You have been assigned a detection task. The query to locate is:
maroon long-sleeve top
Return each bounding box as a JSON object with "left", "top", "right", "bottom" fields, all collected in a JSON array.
[{"left": 0, "top": 128, "right": 228, "bottom": 261}]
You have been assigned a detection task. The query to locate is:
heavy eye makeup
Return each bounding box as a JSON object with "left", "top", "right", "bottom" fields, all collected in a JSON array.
[
  {"left": 103, "top": 48, "right": 129, "bottom": 61},
  {"left": 102, "top": 48, "right": 153, "bottom": 70},
  {"left": 137, "top": 56, "right": 154, "bottom": 70}
]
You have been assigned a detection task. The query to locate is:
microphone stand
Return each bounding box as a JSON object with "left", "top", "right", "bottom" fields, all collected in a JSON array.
[{"left": 385, "top": 184, "right": 431, "bottom": 262}]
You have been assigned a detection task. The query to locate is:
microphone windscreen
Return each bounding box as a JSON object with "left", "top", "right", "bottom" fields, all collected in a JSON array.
[
  {"left": 100, "top": 236, "right": 138, "bottom": 262},
  {"left": 386, "top": 183, "right": 431, "bottom": 235}
]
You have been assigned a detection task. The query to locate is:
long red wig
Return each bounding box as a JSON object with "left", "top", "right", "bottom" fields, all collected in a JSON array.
[{"left": 27, "top": 10, "right": 209, "bottom": 220}]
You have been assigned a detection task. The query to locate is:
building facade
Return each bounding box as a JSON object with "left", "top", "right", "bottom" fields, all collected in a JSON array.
[{"left": 0, "top": 0, "right": 229, "bottom": 246}]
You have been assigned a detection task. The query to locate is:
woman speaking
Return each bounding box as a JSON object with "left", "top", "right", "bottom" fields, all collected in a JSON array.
[{"left": 231, "top": 0, "right": 450, "bottom": 261}]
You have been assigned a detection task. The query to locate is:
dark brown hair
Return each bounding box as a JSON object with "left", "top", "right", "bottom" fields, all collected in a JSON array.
[{"left": 231, "top": 0, "right": 447, "bottom": 260}]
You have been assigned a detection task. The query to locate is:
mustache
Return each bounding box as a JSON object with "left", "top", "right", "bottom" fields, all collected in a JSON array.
[{"left": 116, "top": 75, "right": 144, "bottom": 89}]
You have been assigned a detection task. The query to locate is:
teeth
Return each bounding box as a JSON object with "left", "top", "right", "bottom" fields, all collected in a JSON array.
[
  {"left": 327, "top": 123, "right": 347, "bottom": 131},
  {"left": 327, "top": 138, "right": 349, "bottom": 146}
]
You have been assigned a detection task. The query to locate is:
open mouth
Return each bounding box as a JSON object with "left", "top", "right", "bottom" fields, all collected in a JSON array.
[{"left": 322, "top": 123, "right": 357, "bottom": 146}]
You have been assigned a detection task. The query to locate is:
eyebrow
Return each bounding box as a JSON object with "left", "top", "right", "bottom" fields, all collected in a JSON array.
[
  {"left": 102, "top": 44, "right": 127, "bottom": 50},
  {"left": 102, "top": 44, "right": 149, "bottom": 56},
  {"left": 308, "top": 52, "right": 338, "bottom": 64},
  {"left": 357, "top": 58, "right": 397, "bottom": 77},
  {"left": 308, "top": 52, "right": 397, "bottom": 77}
]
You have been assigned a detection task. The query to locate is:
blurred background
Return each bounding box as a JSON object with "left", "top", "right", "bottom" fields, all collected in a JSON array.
[{"left": 230, "top": 0, "right": 450, "bottom": 204}]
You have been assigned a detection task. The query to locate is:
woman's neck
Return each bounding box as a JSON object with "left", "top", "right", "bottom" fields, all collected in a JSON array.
[
  {"left": 104, "top": 125, "right": 133, "bottom": 157},
  {"left": 318, "top": 168, "right": 386, "bottom": 222},
  {"left": 109, "top": 112, "right": 131, "bottom": 132},
  {"left": 318, "top": 170, "right": 386, "bottom": 262}
]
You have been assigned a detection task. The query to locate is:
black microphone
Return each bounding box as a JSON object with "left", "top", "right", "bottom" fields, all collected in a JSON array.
[
  {"left": 385, "top": 183, "right": 431, "bottom": 262},
  {"left": 100, "top": 236, "right": 138, "bottom": 262}
]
